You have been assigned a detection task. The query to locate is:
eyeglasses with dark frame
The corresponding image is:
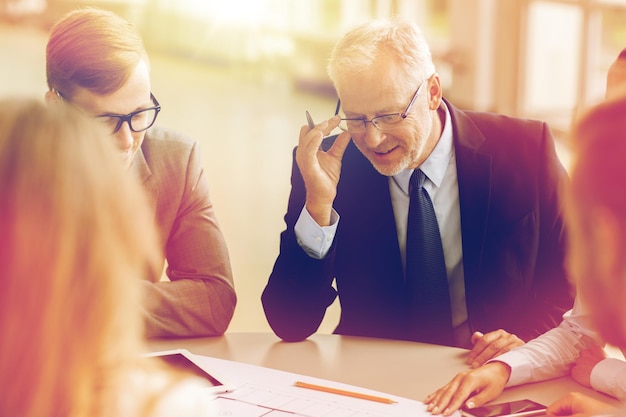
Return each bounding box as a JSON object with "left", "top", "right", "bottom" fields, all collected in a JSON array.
[
  {"left": 336, "top": 78, "right": 427, "bottom": 133},
  {"left": 53, "top": 89, "right": 161, "bottom": 135}
]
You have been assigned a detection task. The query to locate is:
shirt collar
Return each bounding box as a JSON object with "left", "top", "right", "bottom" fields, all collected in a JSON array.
[{"left": 393, "top": 100, "right": 453, "bottom": 195}]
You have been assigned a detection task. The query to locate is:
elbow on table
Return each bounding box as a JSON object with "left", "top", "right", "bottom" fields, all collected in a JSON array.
[
  {"left": 261, "top": 285, "right": 326, "bottom": 342},
  {"left": 270, "top": 323, "right": 316, "bottom": 343},
  {"left": 211, "top": 285, "right": 237, "bottom": 335},
  {"left": 263, "top": 305, "right": 320, "bottom": 342}
]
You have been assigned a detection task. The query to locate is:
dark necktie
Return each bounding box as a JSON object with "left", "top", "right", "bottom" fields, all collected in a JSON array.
[{"left": 405, "top": 169, "right": 453, "bottom": 345}]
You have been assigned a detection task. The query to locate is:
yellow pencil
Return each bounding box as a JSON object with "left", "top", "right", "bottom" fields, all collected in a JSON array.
[{"left": 293, "top": 381, "right": 397, "bottom": 404}]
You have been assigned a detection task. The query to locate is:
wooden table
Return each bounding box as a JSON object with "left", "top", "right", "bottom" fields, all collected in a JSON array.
[{"left": 147, "top": 332, "right": 620, "bottom": 408}]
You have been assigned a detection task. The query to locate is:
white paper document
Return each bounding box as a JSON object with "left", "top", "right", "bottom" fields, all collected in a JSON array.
[{"left": 189, "top": 353, "right": 460, "bottom": 417}]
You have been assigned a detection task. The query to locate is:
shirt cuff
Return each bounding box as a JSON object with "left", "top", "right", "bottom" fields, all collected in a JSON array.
[
  {"left": 294, "top": 206, "right": 339, "bottom": 259},
  {"left": 590, "top": 357, "right": 626, "bottom": 400},
  {"left": 486, "top": 351, "right": 532, "bottom": 387}
]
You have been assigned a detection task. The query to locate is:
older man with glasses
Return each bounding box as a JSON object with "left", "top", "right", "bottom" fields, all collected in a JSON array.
[
  {"left": 263, "top": 18, "right": 572, "bottom": 362},
  {"left": 45, "top": 7, "right": 236, "bottom": 338}
]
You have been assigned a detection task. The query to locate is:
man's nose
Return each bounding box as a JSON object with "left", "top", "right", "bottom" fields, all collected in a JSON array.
[
  {"left": 113, "top": 121, "right": 134, "bottom": 151},
  {"left": 362, "top": 122, "right": 385, "bottom": 147}
]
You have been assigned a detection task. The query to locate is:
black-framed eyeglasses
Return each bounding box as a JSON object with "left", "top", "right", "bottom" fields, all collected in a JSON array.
[
  {"left": 336, "top": 79, "right": 427, "bottom": 133},
  {"left": 54, "top": 89, "right": 161, "bottom": 135}
]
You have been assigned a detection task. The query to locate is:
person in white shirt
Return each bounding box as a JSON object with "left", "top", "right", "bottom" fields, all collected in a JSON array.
[{"left": 424, "top": 49, "right": 626, "bottom": 417}]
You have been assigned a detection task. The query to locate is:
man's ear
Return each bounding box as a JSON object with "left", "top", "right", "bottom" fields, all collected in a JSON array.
[
  {"left": 428, "top": 73, "right": 442, "bottom": 110},
  {"left": 44, "top": 90, "right": 62, "bottom": 106}
]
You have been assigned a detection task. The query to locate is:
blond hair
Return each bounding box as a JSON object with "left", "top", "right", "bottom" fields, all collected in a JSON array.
[
  {"left": 46, "top": 7, "right": 148, "bottom": 98},
  {"left": 567, "top": 96, "right": 626, "bottom": 349},
  {"left": 327, "top": 18, "right": 435, "bottom": 93},
  {"left": 568, "top": 97, "right": 626, "bottom": 233},
  {"left": 0, "top": 99, "right": 161, "bottom": 417}
]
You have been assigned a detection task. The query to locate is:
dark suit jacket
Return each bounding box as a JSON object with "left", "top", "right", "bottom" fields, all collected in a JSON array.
[
  {"left": 134, "top": 126, "right": 236, "bottom": 338},
  {"left": 262, "top": 99, "right": 573, "bottom": 345}
]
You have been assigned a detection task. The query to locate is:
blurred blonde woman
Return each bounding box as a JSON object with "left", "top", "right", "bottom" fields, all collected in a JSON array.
[{"left": 0, "top": 99, "right": 216, "bottom": 417}]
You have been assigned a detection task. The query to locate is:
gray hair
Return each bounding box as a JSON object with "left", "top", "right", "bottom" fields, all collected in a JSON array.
[{"left": 327, "top": 18, "right": 435, "bottom": 92}]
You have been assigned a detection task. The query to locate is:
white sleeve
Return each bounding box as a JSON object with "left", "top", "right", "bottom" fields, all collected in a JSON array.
[
  {"left": 590, "top": 358, "right": 626, "bottom": 401},
  {"left": 294, "top": 206, "right": 339, "bottom": 259},
  {"left": 489, "top": 296, "right": 602, "bottom": 387}
]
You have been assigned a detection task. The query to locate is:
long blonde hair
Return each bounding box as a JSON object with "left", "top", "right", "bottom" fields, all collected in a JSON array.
[
  {"left": 566, "top": 96, "right": 626, "bottom": 348},
  {"left": 0, "top": 99, "right": 161, "bottom": 417}
]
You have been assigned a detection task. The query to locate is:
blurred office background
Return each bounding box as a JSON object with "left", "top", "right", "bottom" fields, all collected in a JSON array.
[{"left": 2, "top": 0, "right": 626, "bottom": 334}]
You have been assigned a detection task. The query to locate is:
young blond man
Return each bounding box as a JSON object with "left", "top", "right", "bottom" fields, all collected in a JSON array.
[{"left": 45, "top": 8, "right": 236, "bottom": 337}]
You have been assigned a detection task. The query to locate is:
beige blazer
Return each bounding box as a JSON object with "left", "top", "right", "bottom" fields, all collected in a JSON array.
[{"left": 132, "top": 126, "right": 236, "bottom": 338}]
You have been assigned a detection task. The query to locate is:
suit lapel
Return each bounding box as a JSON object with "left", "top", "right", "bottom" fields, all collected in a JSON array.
[{"left": 446, "top": 100, "right": 492, "bottom": 289}]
